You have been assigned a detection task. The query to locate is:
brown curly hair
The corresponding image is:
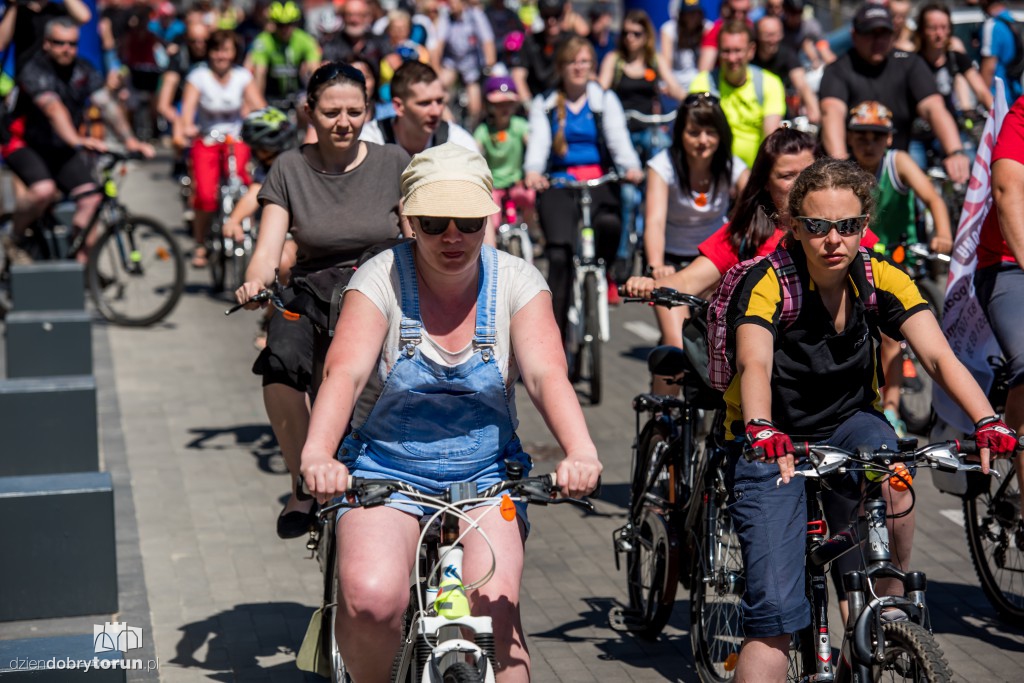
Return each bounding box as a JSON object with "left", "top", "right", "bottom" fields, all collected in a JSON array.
[{"left": 787, "top": 157, "right": 877, "bottom": 224}]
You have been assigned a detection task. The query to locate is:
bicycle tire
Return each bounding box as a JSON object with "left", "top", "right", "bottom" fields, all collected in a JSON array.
[
  {"left": 874, "top": 621, "right": 953, "bottom": 682},
  {"left": 87, "top": 216, "right": 185, "bottom": 326},
  {"left": 441, "top": 661, "right": 483, "bottom": 683},
  {"left": 690, "top": 472, "right": 744, "bottom": 683},
  {"left": 505, "top": 233, "right": 524, "bottom": 260},
  {"left": 583, "top": 271, "right": 602, "bottom": 405},
  {"left": 625, "top": 507, "right": 679, "bottom": 640},
  {"left": 963, "top": 458, "right": 1024, "bottom": 623},
  {"left": 898, "top": 347, "right": 934, "bottom": 436}
]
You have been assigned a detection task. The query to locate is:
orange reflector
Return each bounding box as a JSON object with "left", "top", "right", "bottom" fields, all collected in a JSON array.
[
  {"left": 156, "top": 247, "right": 170, "bottom": 261},
  {"left": 890, "top": 463, "right": 912, "bottom": 492},
  {"left": 500, "top": 495, "right": 516, "bottom": 522},
  {"left": 282, "top": 310, "right": 301, "bottom": 321},
  {"left": 902, "top": 357, "right": 917, "bottom": 379},
  {"left": 723, "top": 652, "right": 739, "bottom": 671},
  {"left": 892, "top": 245, "right": 905, "bottom": 264}
]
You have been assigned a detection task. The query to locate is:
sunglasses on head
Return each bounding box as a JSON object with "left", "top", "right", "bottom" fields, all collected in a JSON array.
[
  {"left": 795, "top": 215, "right": 867, "bottom": 236},
  {"left": 683, "top": 91, "right": 720, "bottom": 107},
  {"left": 308, "top": 61, "right": 366, "bottom": 91},
  {"left": 413, "top": 216, "right": 486, "bottom": 235}
]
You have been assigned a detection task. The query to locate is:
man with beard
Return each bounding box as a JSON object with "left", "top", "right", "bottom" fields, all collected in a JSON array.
[{"left": 321, "top": 0, "right": 389, "bottom": 65}]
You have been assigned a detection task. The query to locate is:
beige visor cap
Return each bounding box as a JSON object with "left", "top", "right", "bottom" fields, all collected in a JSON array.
[{"left": 401, "top": 143, "right": 501, "bottom": 218}]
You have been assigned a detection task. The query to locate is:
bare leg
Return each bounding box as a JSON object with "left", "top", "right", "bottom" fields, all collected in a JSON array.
[
  {"left": 734, "top": 635, "right": 790, "bottom": 683},
  {"left": 880, "top": 334, "right": 902, "bottom": 419},
  {"left": 461, "top": 506, "right": 530, "bottom": 683},
  {"left": 68, "top": 183, "right": 103, "bottom": 263},
  {"left": 335, "top": 507, "right": 421, "bottom": 683},
  {"left": 14, "top": 179, "right": 58, "bottom": 235},
  {"left": 263, "top": 383, "right": 312, "bottom": 514}
]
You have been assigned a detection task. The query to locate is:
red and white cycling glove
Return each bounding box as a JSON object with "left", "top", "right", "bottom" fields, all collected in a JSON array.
[
  {"left": 972, "top": 416, "right": 1020, "bottom": 456},
  {"left": 745, "top": 419, "right": 794, "bottom": 460}
]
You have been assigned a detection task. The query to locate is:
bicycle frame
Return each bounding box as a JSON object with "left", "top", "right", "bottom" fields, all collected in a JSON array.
[{"left": 494, "top": 188, "right": 533, "bottom": 265}]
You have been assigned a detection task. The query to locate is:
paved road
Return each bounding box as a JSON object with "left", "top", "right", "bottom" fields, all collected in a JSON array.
[{"left": 6, "top": 158, "right": 1021, "bottom": 681}]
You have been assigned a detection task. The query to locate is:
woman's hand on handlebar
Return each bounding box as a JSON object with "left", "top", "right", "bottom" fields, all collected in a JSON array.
[
  {"left": 930, "top": 235, "right": 953, "bottom": 255},
  {"left": 745, "top": 421, "right": 797, "bottom": 484},
  {"left": 235, "top": 280, "right": 269, "bottom": 309},
  {"left": 623, "top": 168, "right": 644, "bottom": 185},
  {"left": 301, "top": 458, "right": 350, "bottom": 505},
  {"left": 622, "top": 275, "right": 656, "bottom": 298},
  {"left": 524, "top": 171, "right": 548, "bottom": 192},
  {"left": 555, "top": 453, "right": 602, "bottom": 499}
]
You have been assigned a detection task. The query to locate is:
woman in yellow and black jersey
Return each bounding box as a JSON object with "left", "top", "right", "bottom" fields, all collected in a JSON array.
[{"left": 722, "top": 158, "right": 1018, "bottom": 683}]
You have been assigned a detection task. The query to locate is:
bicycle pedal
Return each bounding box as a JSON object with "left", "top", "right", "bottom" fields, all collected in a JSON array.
[{"left": 608, "top": 607, "right": 649, "bottom": 633}]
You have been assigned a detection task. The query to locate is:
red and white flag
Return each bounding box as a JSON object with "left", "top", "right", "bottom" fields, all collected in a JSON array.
[{"left": 932, "top": 79, "right": 1010, "bottom": 432}]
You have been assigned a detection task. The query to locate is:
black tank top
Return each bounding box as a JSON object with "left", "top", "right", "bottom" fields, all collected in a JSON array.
[{"left": 614, "top": 65, "right": 659, "bottom": 132}]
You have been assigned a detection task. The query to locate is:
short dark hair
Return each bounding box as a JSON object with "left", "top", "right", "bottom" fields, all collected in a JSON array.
[
  {"left": 207, "top": 30, "right": 243, "bottom": 63},
  {"left": 390, "top": 60, "right": 439, "bottom": 101},
  {"left": 306, "top": 61, "right": 369, "bottom": 108}
]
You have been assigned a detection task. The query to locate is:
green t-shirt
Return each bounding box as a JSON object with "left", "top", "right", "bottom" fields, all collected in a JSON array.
[
  {"left": 690, "top": 67, "right": 785, "bottom": 168},
  {"left": 869, "top": 150, "right": 917, "bottom": 249},
  {"left": 473, "top": 116, "right": 529, "bottom": 190},
  {"left": 248, "top": 29, "right": 321, "bottom": 99}
]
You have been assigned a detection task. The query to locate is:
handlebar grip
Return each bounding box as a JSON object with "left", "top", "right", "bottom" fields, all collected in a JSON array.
[
  {"left": 296, "top": 475, "right": 313, "bottom": 501},
  {"left": 959, "top": 439, "right": 978, "bottom": 455}
]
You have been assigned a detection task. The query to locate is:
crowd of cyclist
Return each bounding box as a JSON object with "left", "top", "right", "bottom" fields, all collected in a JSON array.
[{"left": 3, "top": 1, "right": 1024, "bottom": 682}]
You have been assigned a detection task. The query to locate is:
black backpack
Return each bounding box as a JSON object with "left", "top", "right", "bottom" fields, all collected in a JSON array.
[{"left": 994, "top": 15, "right": 1024, "bottom": 83}]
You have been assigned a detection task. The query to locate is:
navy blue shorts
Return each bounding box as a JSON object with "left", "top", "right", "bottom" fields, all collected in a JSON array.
[
  {"left": 726, "top": 410, "right": 898, "bottom": 638},
  {"left": 975, "top": 263, "right": 1024, "bottom": 389}
]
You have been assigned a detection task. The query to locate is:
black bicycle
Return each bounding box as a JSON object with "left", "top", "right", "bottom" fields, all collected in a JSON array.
[
  {"left": 611, "top": 288, "right": 726, "bottom": 644},
  {"left": 780, "top": 439, "right": 995, "bottom": 683},
  {"left": 6, "top": 152, "right": 185, "bottom": 326}
]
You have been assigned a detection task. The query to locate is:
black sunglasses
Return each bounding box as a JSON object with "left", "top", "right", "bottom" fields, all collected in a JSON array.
[
  {"left": 624, "top": 30, "right": 646, "bottom": 38},
  {"left": 413, "top": 216, "right": 487, "bottom": 235},
  {"left": 683, "top": 91, "right": 720, "bottom": 107},
  {"left": 795, "top": 215, "right": 868, "bottom": 236},
  {"left": 48, "top": 39, "right": 78, "bottom": 47},
  {"left": 308, "top": 61, "right": 366, "bottom": 92}
]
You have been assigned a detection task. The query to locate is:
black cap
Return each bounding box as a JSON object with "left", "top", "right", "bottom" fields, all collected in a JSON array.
[
  {"left": 853, "top": 3, "right": 895, "bottom": 34},
  {"left": 783, "top": 0, "right": 805, "bottom": 12}
]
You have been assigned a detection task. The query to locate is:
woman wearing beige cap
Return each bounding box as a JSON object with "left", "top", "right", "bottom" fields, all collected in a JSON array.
[{"left": 301, "top": 143, "right": 602, "bottom": 683}]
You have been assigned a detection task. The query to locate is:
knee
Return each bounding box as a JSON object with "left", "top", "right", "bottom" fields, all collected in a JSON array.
[
  {"left": 28, "top": 181, "right": 58, "bottom": 207},
  {"left": 75, "top": 190, "right": 103, "bottom": 214},
  {"left": 337, "top": 565, "right": 409, "bottom": 626}
]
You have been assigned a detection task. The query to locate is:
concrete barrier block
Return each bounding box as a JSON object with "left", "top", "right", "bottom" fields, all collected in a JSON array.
[
  {"left": 0, "top": 635, "right": 126, "bottom": 681},
  {"left": 4, "top": 310, "right": 92, "bottom": 378},
  {"left": 0, "top": 472, "right": 117, "bottom": 621},
  {"left": 0, "top": 376, "right": 98, "bottom": 476},
  {"left": 9, "top": 262, "right": 86, "bottom": 312}
]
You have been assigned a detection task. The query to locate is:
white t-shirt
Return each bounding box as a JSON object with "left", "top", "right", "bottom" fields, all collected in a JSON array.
[
  {"left": 648, "top": 149, "right": 747, "bottom": 258},
  {"left": 186, "top": 64, "right": 252, "bottom": 137},
  {"left": 347, "top": 248, "right": 550, "bottom": 427},
  {"left": 360, "top": 118, "right": 478, "bottom": 152}
]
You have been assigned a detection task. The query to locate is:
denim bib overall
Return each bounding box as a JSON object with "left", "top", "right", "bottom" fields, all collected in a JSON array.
[{"left": 336, "top": 243, "right": 531, "bottom": 517}]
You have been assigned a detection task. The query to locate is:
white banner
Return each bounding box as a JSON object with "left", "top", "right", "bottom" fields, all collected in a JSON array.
[{"left": 932, "top": 79, "right": 1010, "bottom": 433}]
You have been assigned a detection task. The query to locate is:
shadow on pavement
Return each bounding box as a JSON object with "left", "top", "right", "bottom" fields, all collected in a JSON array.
[
  {"left": 530, "top": 596, "right": 699, "bottom": 681},
  {"left": 169, "top": 601, "right": 320, "bottom": 681},
  {"left": 185, "top": 424, "right": 286, "bottom": 475},
  {"left": 926, "top": 578, "right": 1024, "bottom": 650}
]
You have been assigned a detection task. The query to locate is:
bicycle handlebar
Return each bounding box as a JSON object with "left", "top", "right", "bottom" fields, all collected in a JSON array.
[
  {"left": 546, "top": 172, "right": 620, "bottom": 189},
  {"left": 224, "top": 288, "right": 298, "bottom": 319},
  {"left": 623, "top": 109, "right": 677, "bottom": 126},
  {"left": 619, "top": 286, "right": 708, "bottom": 311},
  {"left": 744, "top": 440, "right": 998, "bottom": 483},
  {"left": 905, "top": 242, "right": 952, "bottom": 263},
  {"left": 299, "top": 472, "right": 596, "bottom": 519}
]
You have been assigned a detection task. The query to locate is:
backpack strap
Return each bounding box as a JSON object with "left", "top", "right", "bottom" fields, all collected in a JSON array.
[
  {"left": 378, "top": 116, "right": 397, "bottom": 145},
  {"left": 765, "top": 248, "right": 802, "bottom": 327},
  {"left": 708, "top": 68, "right": 721, "bottom": 98},
  {"left": 434, "top": 120, "right": 449, "bottom": 145},
  {"left": 708, "top": 66, "right": 764, "bottom": 105},
  {"left": 857, "top": 246, "right": 879, "bottom": 315}
]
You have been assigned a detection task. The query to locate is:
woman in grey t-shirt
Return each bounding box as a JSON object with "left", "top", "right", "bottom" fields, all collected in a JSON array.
[{"left": 235, "top": 62, "right": 411, "bottom": 538}]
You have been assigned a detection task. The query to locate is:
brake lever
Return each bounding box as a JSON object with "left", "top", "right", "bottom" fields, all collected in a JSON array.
[
  {"left": 225, "top": 289, "right": 270, "bottom": 315},
  {"left": 549, "top": 497, "right": 596, "bottom": 512}
]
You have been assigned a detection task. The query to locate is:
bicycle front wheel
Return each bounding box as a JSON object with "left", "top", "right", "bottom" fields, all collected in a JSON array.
[
  {"left": 626, "top": 507, "right": 679, "bottom": 639},
  {"left": 874, "top": 621, "right": 953, "bottom": 682},
  {"left": 582, "top": 271, "right": 602, "bottom": 405},
  {"left": 690, "top": 478, "right": 744, "bottom": 682},
  {"left": 441, "top": 662, "right": 483, "bottom": 683},
  {"left": 87, "top": 216, "right": 185, "bottom": 326},
  {"left": 963, "top": 458, "right": 1024, "bottom": 623}
]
